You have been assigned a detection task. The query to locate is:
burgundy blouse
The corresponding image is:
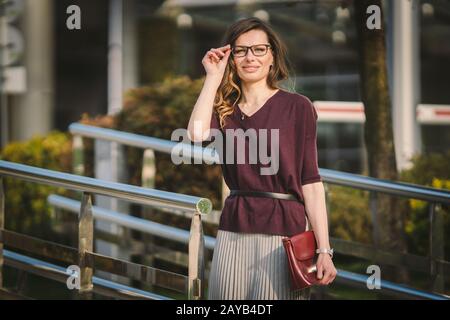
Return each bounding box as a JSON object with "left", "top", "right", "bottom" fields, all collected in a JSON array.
[{"left": 209, "top": 89, "right": 322, "bottom": 237}]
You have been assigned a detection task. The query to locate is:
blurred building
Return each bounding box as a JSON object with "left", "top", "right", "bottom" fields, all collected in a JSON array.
[{"left": 1, "top": 0, "right": 449, "bottom": 172}]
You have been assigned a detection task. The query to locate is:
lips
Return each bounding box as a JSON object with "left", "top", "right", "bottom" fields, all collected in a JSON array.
[{"left": 243, "top": 66, "right": 259, "bottom": 72}]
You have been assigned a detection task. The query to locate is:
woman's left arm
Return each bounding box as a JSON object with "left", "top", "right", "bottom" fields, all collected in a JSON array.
[{"left": 303, "top": 181, "right": 338, "bottom": 285}]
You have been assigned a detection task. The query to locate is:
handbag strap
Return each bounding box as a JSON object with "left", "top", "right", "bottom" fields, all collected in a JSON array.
[{"left": 229, "top": 189, "right": 305, "bottom": 206}]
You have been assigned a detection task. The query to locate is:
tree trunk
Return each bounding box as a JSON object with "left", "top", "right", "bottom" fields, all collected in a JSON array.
[{"left": 353, "top": 0, "right": 409, "bottom": 284}]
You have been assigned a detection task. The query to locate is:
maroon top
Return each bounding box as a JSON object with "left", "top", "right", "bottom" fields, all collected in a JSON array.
[{"left": 209, "top": 89, "right": 322, "bottom": 237}]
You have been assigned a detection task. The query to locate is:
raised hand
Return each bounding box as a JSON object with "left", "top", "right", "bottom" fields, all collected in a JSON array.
[{"left": 202, "top": 44, "right": 232, "bottom": 79}]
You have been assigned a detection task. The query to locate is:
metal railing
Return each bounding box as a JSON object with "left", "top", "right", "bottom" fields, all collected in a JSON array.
[
  {"left": 47, "top": 193, "right": 449, "bottom": 300},
  {"left": 2, "top": 123, "right": 448, "bottom": 299},
  {"left": 319, "top": 168, "right": 450, "bottom": 293},
  {"left": 69, "top": 123, "right": 449, "bottom": 298},
  {"left": 2, "top": 250, "right": 171, "bottom": 300},
  {"left": 0, "top": 160, "right": 212, "bottom": 300},
  {"left": 47, "top": 194, "right": 217, "bottom": 250},
  {"left": 69, "top": 122, "right": 224, "bottom": 224}
]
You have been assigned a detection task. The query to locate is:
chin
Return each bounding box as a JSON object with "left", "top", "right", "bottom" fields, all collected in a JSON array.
[
  {"left": 240, "top": 77, "right": 261, "bottom": 84},
  {"left": 238, "top": 72, "right": 267, "bottom": 83}
]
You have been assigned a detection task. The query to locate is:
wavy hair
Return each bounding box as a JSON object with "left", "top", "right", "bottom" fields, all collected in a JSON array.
[{"left": 214, "top": 17, "right": 293, "bottom": 129}]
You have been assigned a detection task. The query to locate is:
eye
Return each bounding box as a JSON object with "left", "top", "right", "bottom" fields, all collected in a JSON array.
[
  {"left": 234, "top": 48, "right": 246, "bottom": 55},
  {"left": 254, "top": 46, "right": 267, "bottom": 54}
]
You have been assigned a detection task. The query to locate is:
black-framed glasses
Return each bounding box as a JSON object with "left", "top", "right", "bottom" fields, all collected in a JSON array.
[{"left": 232, "top": 44, "right": 271, "bottom": 57}]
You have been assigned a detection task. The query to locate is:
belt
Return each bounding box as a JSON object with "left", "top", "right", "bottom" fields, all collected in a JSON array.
[{"left": 229, "top": 189, "right": 304, "bottom": 206}]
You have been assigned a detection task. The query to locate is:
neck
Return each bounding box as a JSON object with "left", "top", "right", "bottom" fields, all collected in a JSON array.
[{"left": 240, "top": 81, "right": 277, "bottom": 107}]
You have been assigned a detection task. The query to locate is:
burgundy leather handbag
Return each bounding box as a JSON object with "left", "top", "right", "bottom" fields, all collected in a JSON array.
[{"left": 282, "top": 230, "right": 320, "bottom": 291}]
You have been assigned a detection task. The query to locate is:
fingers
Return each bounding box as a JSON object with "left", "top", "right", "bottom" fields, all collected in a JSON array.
[
  {"left": 317, "top": 263, "right": 324, "bottom": 282},
  {"left": 209, "top": 45, "right": 231, "bottom": 57},
  {"left": 320, "top": 269, "right": 333, "bottom": 285},
  {"left": 211, "top": 48, "right": 225, "bottom": 57},
  {"left": 317, "top": 270, "right": 329, "bottom": 285},
  {"left": 203, "top": 45, "right": 231, "bottom": 67},
  {"left": 325, "top": 270, "right": 337, "bottom": 285},
  {"left": 211, "top": 47, "right": 230, "bottom": 59},
  {"left": 316, "top": 262, "right": 337, "bottom": 285},
  {"left": 214, "top": 48, "right": 228, "bottom": 59},
  {"left": 217, "top": 44, "right": 231, "bottom": 50},
  {"left": 207, "top": 51, "right": 221, "bottom": 63},
  {"left": 207, "top": 47, "right": 231, "bottom": 64},
  {"left": 214, "top": 44, "right": 231, "bottom": 52}
]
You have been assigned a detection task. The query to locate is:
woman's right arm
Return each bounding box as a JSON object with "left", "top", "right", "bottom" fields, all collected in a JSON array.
[
  {"left": 187, "top": 44, "right": 231, "bottom": 142},
  {"left": 187, "top": 76, "right": 222, "bottom": 142}
]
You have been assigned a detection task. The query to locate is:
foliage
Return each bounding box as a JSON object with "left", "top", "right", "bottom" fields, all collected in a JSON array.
[
  {"left": 399, "top": 151, "right": 450, "bottom": 257},
  {"left": 0, "top": 132, "right": 72, "bottom": 239},
  {"left": 327, "top": 150, "right": 449, "bottom": 259},
  {"left": 327, "top": 185, "right": 372, "bottom": 244}
]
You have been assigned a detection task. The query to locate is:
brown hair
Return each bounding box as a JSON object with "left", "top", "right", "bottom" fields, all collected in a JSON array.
[{"left": 214, "top": 17, "right": 293, "bottom": 129}]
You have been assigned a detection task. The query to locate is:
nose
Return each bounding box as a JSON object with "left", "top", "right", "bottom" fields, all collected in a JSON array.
[
  {"left": 244, "top": 48, "right": 256, "bottom": 60},
  {"left": 244, "top": 55, "right": 256, "bottom": 64}
]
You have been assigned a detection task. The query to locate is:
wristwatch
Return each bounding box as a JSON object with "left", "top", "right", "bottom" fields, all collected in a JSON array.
[{"left": 316, "top": 248, "right": 334, "bottom": 259}]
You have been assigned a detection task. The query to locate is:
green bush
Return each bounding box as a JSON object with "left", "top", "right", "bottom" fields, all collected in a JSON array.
[
  {"left": 327, "top": 151, "right": 449, "bottom": 258},
  {"left": 0, "top": 131, "right": 72, "bottom": 239},
  {"left": 327, "top": 185, "right": 372, "bottom": 244},
  {"left": 399, "top": 151, "right": 450, "bottom": 258}
]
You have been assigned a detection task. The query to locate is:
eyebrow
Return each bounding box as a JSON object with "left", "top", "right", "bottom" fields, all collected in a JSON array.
[{"left": 234, "top": 43, "right": 268, "bottom": 46}]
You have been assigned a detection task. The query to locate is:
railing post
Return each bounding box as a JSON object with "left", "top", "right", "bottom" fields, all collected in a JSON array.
[
  {"left": 188, "top": 210, "right": 205, "bottom": 300},
  {"left": 429, "top": 202, "right": 445, "bottom": 293},
  {"left": 135, "top": 148, "right": 156, "bottom": 282},
  {"left": 78, "top": 192, "right": 94, "bottom": 298},
  {"left": 72, "top": 135, "right": 85, "bottom": 176},
  {"left": 142, "top": 149, "right": 156, "bottom": 188},
  {"left": 0, "top": 177, "right": 4, "bottom": 289}
]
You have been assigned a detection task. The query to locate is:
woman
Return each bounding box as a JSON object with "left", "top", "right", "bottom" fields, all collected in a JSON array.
[{"left": 187, "top": 17, "right": 337, "bottom": 300}]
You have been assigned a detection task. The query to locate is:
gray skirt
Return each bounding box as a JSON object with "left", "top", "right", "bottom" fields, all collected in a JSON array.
[{"left": 207, "top": 223, "right": 312, "bottom": 300}]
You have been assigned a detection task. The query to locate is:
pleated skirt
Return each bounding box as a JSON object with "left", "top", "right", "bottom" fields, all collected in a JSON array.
[{"left": 207, "top": 229, "right": 312, "bottom": 300}]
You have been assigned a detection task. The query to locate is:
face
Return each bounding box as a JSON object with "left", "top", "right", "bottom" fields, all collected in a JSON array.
[{"left": 232, "top": 29, "right": 274, "bottom": 84}]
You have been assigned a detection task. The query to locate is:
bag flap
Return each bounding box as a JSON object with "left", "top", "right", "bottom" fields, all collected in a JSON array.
[{"left": 290, "top": 230, "right": 317, "bottom": 261}]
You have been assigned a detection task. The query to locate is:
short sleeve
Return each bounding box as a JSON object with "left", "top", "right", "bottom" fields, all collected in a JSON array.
[{"left": 301, "top": 99, "right": 322, "bottom": 185}]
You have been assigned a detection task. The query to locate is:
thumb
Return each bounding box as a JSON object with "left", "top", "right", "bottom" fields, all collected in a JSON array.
[
  {"left": 219, "top": 50, "right": 230, "bottom": 67},
  {"left": 223, "top": 48, "right": 231, "bottom": 59}
]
